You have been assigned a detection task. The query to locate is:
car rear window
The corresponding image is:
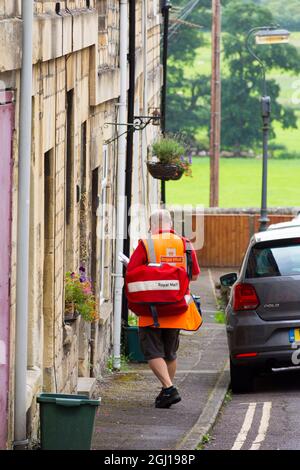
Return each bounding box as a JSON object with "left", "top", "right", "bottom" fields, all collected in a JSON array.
[{"left": 246, "top": 239, "right": 300, "bottom": 278}]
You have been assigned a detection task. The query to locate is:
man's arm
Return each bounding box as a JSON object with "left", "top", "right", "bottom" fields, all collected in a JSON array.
[{"left": 190, "top": 245, "right": 201, "bottom": 281}]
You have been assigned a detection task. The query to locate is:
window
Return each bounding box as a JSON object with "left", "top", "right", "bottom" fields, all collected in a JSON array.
[{"left": 246, "top": 239, "right": 300, "bottom": 278}]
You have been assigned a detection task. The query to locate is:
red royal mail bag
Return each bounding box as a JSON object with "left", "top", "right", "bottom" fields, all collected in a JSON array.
[{"left": 125, "top": 263, "right": 190, "bottom": 327}]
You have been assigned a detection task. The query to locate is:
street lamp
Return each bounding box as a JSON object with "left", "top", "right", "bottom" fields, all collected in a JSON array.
[{"left": 246, "top": 26, "right": 290, "bottom": 232}]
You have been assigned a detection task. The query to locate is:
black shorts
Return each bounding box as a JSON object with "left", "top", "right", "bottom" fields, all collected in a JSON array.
[{"left": 138, "top": 327, "right": 180, "bottom": 361}]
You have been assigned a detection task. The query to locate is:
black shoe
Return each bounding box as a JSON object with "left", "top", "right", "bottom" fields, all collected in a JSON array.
[
  {"left": 155, "top": 388, "right": 164, "bottom": 406},
  {"left": 155, "top": 387, "right": 181, "bottom": 409}
]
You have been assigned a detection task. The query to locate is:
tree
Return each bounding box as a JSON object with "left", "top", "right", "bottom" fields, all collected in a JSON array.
[
  {"left": 221, "top": 0, "right": 300, "bottom": 150},
  {"left": 166, "top": 0, "right": 213, "bottom": 146},
  {"left": 254, "top": 0, "right": 300, "bottom": 31},
  {"left": 166, "top": 0, "right": 300, "bottom": 152},
  {"left": 166, "top": 65, "right": 211, "bottom": 142}
]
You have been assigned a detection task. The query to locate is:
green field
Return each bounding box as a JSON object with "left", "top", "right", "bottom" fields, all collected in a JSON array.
[{"left": 166, "top": 158, "right": 300, "bottom": 207}]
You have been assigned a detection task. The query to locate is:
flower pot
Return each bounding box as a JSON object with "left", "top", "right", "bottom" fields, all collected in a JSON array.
[
  {"left": 125, "top": 326, "right": 147, "bottom": 363},
  {"left": 147, "top": 161, "right": 184, "bottom": 181},
  {"left": 64, "top": 310, "right": 80, "bottom": 323}
]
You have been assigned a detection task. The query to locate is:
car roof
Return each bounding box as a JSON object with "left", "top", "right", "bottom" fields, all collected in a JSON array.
[
  {"left": 267, "top": 216, "right": 300, "bottom": 231},
  {"left": 252, "top": 226, "right": 300, "bottom": 244}
]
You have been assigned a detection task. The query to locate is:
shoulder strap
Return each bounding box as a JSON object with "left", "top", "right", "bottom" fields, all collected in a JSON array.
[
  {"left": 182, "top": 237, "right": 193, "bottom": 281},
  {"left": 149, "top": 305, "right": 160, "bottom": 328},
  {"left": 142, "top": 237, "right": 156, "bottom": 264}
]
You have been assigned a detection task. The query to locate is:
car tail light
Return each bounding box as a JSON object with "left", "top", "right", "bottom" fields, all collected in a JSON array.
[
  {"left": 235, "top": 353, "right": 258, "bottom": 358},
  {"left": 233, "top": 283, "right": 259, "bottom": 311}
]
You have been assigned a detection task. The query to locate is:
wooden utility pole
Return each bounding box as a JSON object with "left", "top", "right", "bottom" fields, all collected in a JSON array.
[
  {"left": 209, "top": 0, "right": 221, "bottom": 207},
  {"left": 161, "top": 0, "right": 172, "bottom": 206}
]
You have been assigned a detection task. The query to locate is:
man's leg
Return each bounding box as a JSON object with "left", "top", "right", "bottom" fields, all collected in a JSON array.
[
  {"left": 148, "top": 357, "right": 173, "bottom": 388},
  {"left": 166, "top": 358, "right": 177, "bottom": 382},
  {"left": 139, "top": 327, "right": 181, "bottom": 407},
  {"left": 148, "top": 357, "right": 181, "bottom": 408}
]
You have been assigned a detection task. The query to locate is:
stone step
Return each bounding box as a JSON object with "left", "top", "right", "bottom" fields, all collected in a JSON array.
[{"left": 77, "top": 377, "right": 97, "bottom": 398}]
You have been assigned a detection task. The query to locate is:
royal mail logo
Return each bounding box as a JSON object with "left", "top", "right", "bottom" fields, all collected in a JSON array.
[
  {"left": 160, "top": 256, "right": 184, "bottom": 264},
  {"left": 128, "top": 280, "right": 180, "bottom": 292},
  {"left": 157, "top": 281, "right": 179, "bottom": 288}
]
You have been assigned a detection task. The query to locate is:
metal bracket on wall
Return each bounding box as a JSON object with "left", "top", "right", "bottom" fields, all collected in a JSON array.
[{"left": 103, "top": 114, "right": 161, "bottom": 145}]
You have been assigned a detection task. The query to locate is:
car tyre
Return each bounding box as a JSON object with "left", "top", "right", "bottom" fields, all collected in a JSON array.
[{"left": 230, "top": 359, "right": 255, "bottom": 394}]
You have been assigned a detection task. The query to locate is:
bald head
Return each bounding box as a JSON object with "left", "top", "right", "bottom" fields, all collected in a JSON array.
[{"left": 150, "top": 209, "right": 173, "bottom": 234}]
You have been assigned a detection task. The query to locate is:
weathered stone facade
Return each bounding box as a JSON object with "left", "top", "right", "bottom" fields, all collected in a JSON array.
[{"left": 0, "top": 0, "right": 161, "bottom": 448}]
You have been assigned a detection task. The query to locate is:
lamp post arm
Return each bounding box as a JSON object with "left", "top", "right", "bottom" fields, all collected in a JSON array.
[
  {"left": 246, "top": 25, "right": 279, "bottom": 96},
  {"left": 246, "top": 26, "right": 268, "bottom": 95}
]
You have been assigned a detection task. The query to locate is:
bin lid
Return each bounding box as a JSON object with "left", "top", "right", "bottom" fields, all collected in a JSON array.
[{"left": 37, "top": 393, "right": 101, "bottom": 407}]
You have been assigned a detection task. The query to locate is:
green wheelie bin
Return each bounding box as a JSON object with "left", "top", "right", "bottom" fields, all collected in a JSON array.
[
  {"left": 125, "top": 326, "right": 146, "bottom": 362},
  {"left": 37, "top": 393, "right": 101, "bottom": 450}
]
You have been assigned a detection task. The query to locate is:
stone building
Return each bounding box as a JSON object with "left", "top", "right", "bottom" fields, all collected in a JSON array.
[{"left": 0, "top": 0, "right": 161, "bottom": 448}]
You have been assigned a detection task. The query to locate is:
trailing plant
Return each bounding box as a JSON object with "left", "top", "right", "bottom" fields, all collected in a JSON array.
[
  {"left": 65, "top": 268, "right": 99, "bottom": 322},
  {"left": 152, "top": 137, "right": 185, "bottom": 164}
]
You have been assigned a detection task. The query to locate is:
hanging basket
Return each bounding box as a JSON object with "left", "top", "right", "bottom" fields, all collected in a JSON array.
[{"left": 147, "top": 161, "right": 184, "bottom": 181}]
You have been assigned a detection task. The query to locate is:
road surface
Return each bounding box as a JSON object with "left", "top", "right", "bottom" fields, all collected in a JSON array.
[{"left": 205, "top": 367, "right": 300, "bottom": 450}]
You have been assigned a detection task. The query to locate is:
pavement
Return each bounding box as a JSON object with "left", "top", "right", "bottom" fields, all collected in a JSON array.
[{"left": 92, "top": 268, "right": 234, "bottom": 451}]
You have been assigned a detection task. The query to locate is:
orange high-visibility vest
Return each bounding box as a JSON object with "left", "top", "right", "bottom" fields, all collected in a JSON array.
[{"left": 138, "top": 232, "right": 202, "bottom": 330}]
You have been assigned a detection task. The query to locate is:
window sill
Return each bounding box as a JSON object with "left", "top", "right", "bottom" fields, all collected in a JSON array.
[
  {"left": 98, "top": 301, "right": 113, "bottom": 326},
  {"left": 26, "top": 368, "right": 42, "bottom": 412}
]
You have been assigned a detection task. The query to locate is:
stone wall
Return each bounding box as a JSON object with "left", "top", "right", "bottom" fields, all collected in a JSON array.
[
  {"left": 203, "top": 207, "right": 300, "bottom": 215},
  {"left": 1, "top": 0, "right": 162, "bottom": 448}
]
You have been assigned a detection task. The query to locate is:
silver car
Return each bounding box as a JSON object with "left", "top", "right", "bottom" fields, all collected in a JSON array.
[{"left": 220, "top": 223, "right": 300, "bottom": 393}]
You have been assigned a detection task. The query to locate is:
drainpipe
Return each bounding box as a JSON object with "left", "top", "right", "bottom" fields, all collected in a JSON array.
[
  {"left": 14, "top": 1, "right": 33, "bottom": 449},
  {"left": 113, "top": 0, "right": 128, "bottom": 370},
  {"left": 122, "top": 0, "right": 136, "bottom": 326}
]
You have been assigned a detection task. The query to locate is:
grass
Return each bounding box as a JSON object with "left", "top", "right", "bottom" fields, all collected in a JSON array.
[
  {"left": 167, "top": 158, "right": 300, "bottom": 207},
  {"left": 196, "top": 433, "right": 212, "bottom": 450},
  {"left": 106, "top": 354, "right": 130, "bottom": 373},
  {"left": 272, "top": 111, "right": 300, "bottom": 154},
  {"left": 215, "top": 311, "right": 226, "bottom": 324},
  {"left": 223, "top": 390, "right": 232, "bottom": 406}
]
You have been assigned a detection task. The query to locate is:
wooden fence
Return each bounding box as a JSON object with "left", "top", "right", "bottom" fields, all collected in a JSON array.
[{"left": 193, "top": 214, "right": 295, "bottom": 268}]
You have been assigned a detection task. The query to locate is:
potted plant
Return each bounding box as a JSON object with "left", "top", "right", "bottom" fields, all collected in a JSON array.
[
  {"left": 147, "top": 136, "right": 192, "bottom": 181},
  {"left": 125, "top": 314, "right": 146, "bottom": 363},
  {"left": 64, "top": 268, "right": 99, "bottom": 323}
]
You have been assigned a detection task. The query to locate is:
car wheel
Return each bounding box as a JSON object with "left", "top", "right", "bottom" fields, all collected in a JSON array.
[{"left": 230, "top": 359, "right": 255, "bottom": 394}]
